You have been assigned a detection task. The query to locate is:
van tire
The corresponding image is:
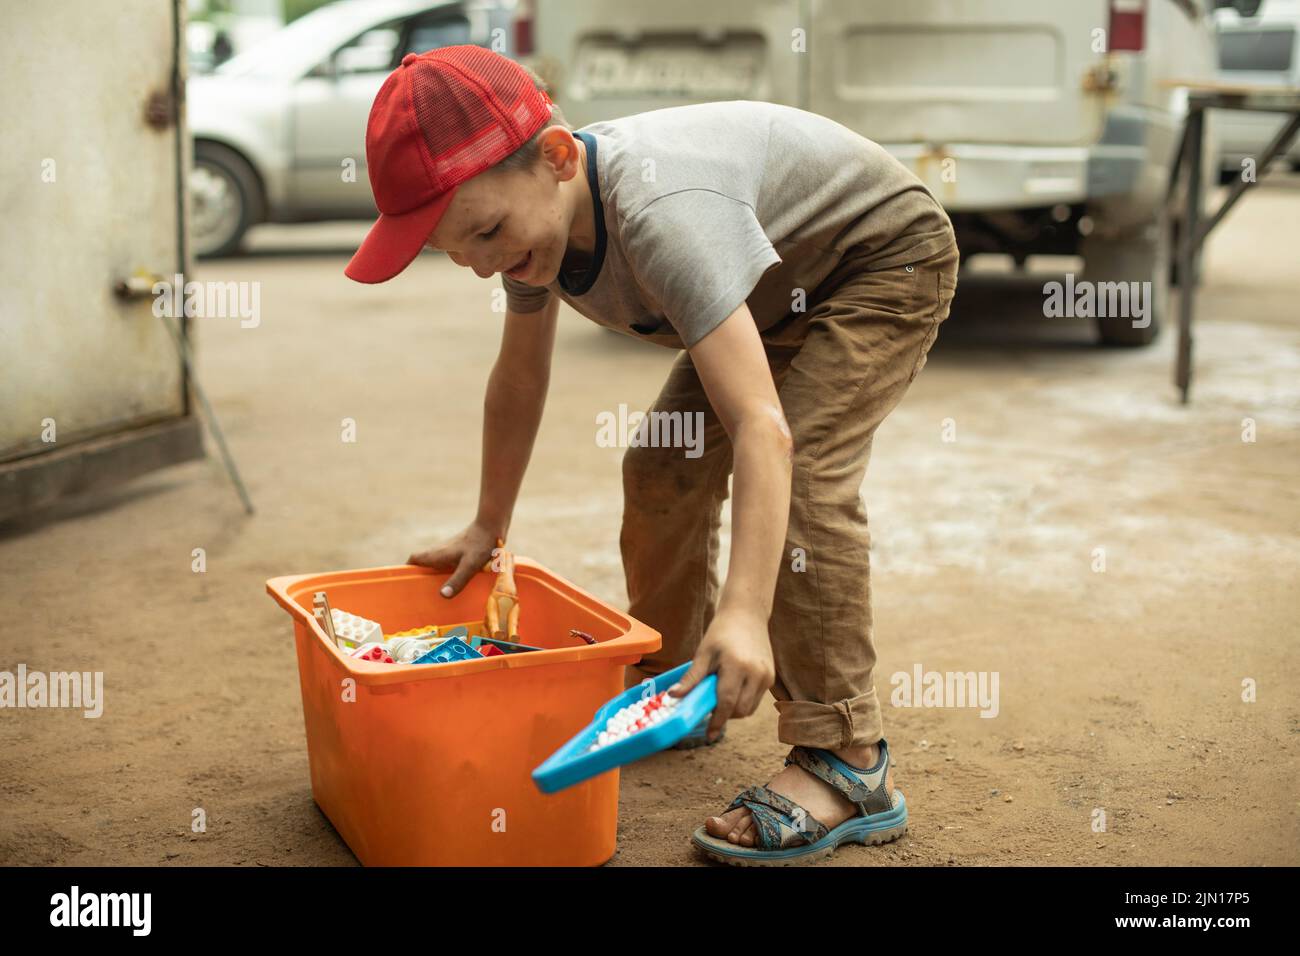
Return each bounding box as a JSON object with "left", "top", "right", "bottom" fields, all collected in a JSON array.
[
  {"left": 192, "top": 141, "right": 262, "bottom": 259},
  {"left": 1081, "top": 215, "right": 1170, "bottom": 348}
]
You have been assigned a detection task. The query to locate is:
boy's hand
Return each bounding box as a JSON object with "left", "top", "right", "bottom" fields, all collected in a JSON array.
[
  {"left": 669, "top": 606, "right": 774, "bottom": 742},
  {"left": 407, "top": 522, "right": 501, "bottom": 597}
]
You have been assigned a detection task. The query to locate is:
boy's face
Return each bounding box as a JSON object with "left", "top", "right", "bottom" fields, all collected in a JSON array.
[{"left": 423, "top": 126, "right": 585, "bottom": 286}]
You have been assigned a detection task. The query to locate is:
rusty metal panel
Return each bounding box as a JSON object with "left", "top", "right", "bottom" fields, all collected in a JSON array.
[{"left": 0, "top": 0, "right": 189, "bottom": 462}]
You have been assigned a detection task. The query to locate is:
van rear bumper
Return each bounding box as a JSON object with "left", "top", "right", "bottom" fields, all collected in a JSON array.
[{"left": 883, "top": 142, "right": 1147, "bottom": 212}]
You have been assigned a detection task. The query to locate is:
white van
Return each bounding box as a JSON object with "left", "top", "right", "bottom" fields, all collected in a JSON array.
[
  {"left": 1214, "top": 0, "right": 1300, "bottom": 178},
  {"left": 531, "top": 0, "right": 1220, "bottom": 345}
]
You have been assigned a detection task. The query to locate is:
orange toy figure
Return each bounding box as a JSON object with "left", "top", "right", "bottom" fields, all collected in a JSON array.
[{"left": 484, "top": 538, "right": 520, "bottom": 642}]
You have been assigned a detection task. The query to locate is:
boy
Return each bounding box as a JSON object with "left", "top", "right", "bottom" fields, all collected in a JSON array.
[{"left": 345, "top": 47, "right": 957, "bottom": 865}]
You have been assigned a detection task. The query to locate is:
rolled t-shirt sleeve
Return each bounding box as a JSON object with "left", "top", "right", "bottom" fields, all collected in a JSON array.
[
  {"left": 501, "top": 273, "right": 551, "bottom": 313},
  {"left": 623, "top": 190, "right": 782, "bottom": 348}
]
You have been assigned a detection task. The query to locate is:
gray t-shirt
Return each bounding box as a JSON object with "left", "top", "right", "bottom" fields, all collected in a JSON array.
[{"left": 502, "top": 100, "right": 953, "bottom": 350}]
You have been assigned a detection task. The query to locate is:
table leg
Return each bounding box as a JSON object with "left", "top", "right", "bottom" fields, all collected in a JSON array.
[{"left": 1176, "top": 108, "right": 1204, "bottom": 405}]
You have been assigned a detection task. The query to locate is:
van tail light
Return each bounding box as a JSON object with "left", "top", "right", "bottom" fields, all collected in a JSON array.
[
  {"left": 1109, "top": 0, "right": 1146, "bottom": 52},
  {"left": 514, "top": 0, "right": 534, "bottom": 56}
]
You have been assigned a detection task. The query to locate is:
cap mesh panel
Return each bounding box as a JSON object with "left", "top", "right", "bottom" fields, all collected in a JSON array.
[{"left": 409, "top": 47, "right": 552, "bottom": 190}]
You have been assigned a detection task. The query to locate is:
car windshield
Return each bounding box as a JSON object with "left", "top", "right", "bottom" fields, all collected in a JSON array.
[
  {"left": 1218, "top": 27, "right": 1296, "bottom": 72},
  {"left": 216, "top": 2, "right": 404, "bottom": 79}
]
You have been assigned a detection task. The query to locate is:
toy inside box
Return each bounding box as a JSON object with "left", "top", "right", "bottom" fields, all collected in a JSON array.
[
  {"left": 265, "top": 554, "right": 661, "bottom": 866},
  {"left": 308, "top": 546, "right": 590, "bottom": 667},
  {"left": 324, "top": 609, "right": 548, "bottom": 664}
]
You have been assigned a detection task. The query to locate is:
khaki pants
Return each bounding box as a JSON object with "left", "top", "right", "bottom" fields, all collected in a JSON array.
[{"left": 619, "top": 236, "right": 960, "bottom": 750}]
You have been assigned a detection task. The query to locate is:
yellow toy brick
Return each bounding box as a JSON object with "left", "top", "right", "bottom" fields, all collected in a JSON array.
[{"left": 385, "top": 624, "right": 440, "bottom": 641}]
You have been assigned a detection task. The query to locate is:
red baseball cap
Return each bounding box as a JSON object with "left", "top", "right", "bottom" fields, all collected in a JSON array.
[{"left": 345, "top": 45, "right": 555, "bottom": 284}]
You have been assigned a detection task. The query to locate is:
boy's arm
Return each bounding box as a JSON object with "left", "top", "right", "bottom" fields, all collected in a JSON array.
[
  {"left": 477, "top": 295, "right": 559, "bottom": 533},
  {"left": 435, "top": 294, "right": 559, "bottom": 596},
  {"left": 670, "top": 303, "right": 792, "bottom": 739}
]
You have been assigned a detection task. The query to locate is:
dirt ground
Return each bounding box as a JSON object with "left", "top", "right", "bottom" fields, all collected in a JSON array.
[{"left": 2, "top": 176, "right": 1297, "bottom": 867}]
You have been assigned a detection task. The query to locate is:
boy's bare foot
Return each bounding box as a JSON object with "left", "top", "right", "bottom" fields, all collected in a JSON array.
[{"left": 704, "top": 743, "right": 895, "bottom": 846}]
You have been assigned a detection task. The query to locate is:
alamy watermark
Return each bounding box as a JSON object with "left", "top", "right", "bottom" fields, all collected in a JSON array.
[
  {"left": 50, "top": 886, "right": 150, "bottom": 935},
  {"left": 1043, "top": 273, "right": 1151, "bottom": 329},
  {"left": 0, "top": 664, "right": 103, "bottom": 718},
  {"left": 596, "top": 403, "right": 704, "bottom": 459},
  {"left": 890, "top": 664, "right": 999, "bottom": 718},
  {"left": 152, "top": 274, "right": 260, "bottom": 328}
]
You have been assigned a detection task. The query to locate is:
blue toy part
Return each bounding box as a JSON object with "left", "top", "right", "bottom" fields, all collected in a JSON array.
[
  {"left": 531, "top": 661, "right": 717, "bottom": 794},
  {"left": 412, "top": 635, "right": 479, "bottom": 665}
]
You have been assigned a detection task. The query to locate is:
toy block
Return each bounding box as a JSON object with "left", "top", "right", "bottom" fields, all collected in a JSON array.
[
  {"left": 351, "top": 642, "right": 395, "bottom": 664},
  {"left": 384, "top": 625, "right": 439, "bottom": 641},
  {"left": 331, "top": 608, "right": 383, "bottom": 647},
  {"left": 412, "top": 636, "right": 481, "bottom": 665}
]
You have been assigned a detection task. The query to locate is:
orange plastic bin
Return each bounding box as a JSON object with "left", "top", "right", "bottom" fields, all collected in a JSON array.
[{"left": 266, "top": 560, "right": 660, "bottom": 866}]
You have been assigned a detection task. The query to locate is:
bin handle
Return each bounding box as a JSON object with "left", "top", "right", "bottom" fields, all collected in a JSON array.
[{"left": 265, "top": 574, "right": 318, "bottom": 625}]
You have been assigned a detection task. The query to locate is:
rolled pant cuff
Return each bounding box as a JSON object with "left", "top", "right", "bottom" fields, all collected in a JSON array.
[{"left": 775, "top": 690, "right": 882, "bottom": 750}]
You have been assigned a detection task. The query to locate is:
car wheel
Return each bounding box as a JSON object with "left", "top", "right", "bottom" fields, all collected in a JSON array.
[
  {"left": 192, "top": 141, "right": 261, "bottom": 258},
  {"left": 1081, "top": 211, "right": 1171, "bottom": 348}
]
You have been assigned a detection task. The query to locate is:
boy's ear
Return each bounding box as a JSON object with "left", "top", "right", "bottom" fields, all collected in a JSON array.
[{"left": 538, "top": 128, "right": 582, "bottom": 179}]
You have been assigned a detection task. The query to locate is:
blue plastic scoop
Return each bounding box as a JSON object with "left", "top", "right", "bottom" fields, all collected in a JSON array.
[{"left": 532, "top": 661, "right": 717, "bottom": 794}]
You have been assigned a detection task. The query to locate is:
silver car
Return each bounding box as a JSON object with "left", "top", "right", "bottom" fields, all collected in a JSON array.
[{"left": 188, "top": 0, "right": 525, "bottom": 257}]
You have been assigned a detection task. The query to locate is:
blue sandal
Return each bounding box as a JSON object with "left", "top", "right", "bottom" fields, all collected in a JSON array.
[{"left": 691, "top": 739, "right": 907, "bottom": 866}]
